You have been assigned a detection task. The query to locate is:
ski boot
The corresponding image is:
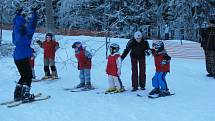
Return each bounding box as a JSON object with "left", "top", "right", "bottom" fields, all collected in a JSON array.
[
  {"left": 114, "top": 88, "right": 125, "bottom": 93},
  {"left": 158, "top": 90, "right": 170, "bottom": 97},
  {"left": 76, "top": 83, "right": 85, "bottom": 88},
  {"left": 149, "top": 88, "right": 160, "bottom": 95},
  {"left": 140, "top": 87, "right": 146, "bottom": 90},
  {"left": 131, "top": 87, "right": 138, "bottom": 92},
  {"left": 51, "top": 71, "right": 58, "bottom": 80},
  {"left": 51, "top": 76, "right": 58, "bottom": 80},
  {"left": 84, "top": 82, "right": 92, "bottom": 89},
  {"left": 42, "top": 68, "right": 51, "bottom": 80},
  {"left": 14, "top": 84, "right": 23, "bottom": 101},
  {"left": 105, "top": 87, "right": 116, "bottom": 93},
  {"left": 42, "top": 76, "right": 51, "bottom": 80},
  {"left": 21, "top": 85, "right": 35, "bottom": 103}
]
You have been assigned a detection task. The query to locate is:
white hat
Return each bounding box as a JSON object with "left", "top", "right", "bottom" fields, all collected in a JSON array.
[{"left": 134, "top": 31, "right": 142, "bottom": 39}]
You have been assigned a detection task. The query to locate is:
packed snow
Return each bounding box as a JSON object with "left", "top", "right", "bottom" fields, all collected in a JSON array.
[{"left": 0, "top": 30, "right": 214, "bottom": 121}]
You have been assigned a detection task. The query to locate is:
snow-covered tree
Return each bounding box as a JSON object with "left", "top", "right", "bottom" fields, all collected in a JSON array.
[
  {"left": 44, "top": 0, "right": 55, "bottom": 33},
  {"left": 0, "top": 0, "right": 214, "bottom": 40}
]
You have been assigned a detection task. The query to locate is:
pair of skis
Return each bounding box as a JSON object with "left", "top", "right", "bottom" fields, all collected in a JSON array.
[{"left": 0, "top": 93, "right": 51, "bottom": 108}]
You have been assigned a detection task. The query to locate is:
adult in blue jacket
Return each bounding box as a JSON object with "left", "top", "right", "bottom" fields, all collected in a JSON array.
[{"left": 13, "top": 8, "right": 37, "bottom": 102}]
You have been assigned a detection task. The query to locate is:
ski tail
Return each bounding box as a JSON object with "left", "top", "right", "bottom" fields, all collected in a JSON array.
[
  {"left": 7, "top": 95, "right": 51, "bottom": 108},
  {"left": 0, "top": 93, "right": 42, "bottom": 105}
]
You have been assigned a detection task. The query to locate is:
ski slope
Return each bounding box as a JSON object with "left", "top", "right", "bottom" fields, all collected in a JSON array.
[{"left": 0, "top": 30, "right": 214, "bottom": 121}]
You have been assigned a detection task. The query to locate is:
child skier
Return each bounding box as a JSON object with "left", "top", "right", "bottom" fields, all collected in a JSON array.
[
  {"left": 149, "top": 41, "right": 171, "bottom": 97},
  {"left": 72, "top": 41, "right": 92, "bottom": 89},
  {"left": 36, "top": 33, "right": 59, "bottom": 80},
  {"left": 106, "top": 43, "right": 124, "bottom": 93}
]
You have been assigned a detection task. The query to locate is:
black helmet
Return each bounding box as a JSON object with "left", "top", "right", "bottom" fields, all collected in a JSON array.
[
  {"left": 45, "top": 33, "right": 53, "bottom": 40},
  {"left": 153, "top": 41, "right": 164, "bottom": 52},
  {"left": 72, "top": 41, "right": 82, "bottom": 49},
  {"left": 46, "top": 33, "right": 53, "bottom": 37},
  {"left": 110, "top": 43, "right": 120, "bottom": 54}
]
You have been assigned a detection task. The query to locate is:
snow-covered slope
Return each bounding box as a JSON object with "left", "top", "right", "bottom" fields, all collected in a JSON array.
[{"left": 0, "top": 30, "right": 214, "bottom": 121}]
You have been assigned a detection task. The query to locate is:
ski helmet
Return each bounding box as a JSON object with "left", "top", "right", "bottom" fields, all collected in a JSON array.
[
  {"left": 72, "top": 41, "right": 82, "bottom": 49},
  {"left": 153, "top": 41, "right": 164, "bottom": 52},
  {"left": 109, "top": 43, "right": 120, "bottom": 54},
  {"left": 46, "top": 33, "right": 53, "bottom": 40}
]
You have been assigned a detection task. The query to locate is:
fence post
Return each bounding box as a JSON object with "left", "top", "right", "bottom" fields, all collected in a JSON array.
[{"left": 105, "top": 31, "right": 110, "bottom": 59}]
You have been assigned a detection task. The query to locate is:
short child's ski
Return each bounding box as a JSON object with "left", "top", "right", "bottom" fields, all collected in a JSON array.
[
  {"left": 7, "top": 95, "right": 51, "bottom": 108},
  {"left": 32, "top": 79, "right": 43, "bottom": 82},
  {"left": 96, "top": 90, "right": 126, "bottom": 94},
  {"left": 32, "top": 77, "right": 60, "bottom": 82},
  {"left": 0, "top": 93, "right": 42, "bottom": 106},
  {"left": 63, "top": 87, "right": 78, "bottom": 91},
  {"left": 148, "top": 93, "right": 175, "bottom": 99},
  {"left": 70, "top": 87, "right": 96, "bottom": 92}
]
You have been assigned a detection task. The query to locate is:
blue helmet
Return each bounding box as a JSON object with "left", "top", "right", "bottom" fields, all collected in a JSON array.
[{"left": 153, "top": 41, "right": 164, "bottom": 52}]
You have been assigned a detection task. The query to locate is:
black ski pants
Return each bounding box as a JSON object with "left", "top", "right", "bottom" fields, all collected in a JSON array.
[
  {"left": 15, "top": 58, "right": 32, "bottom": 87},
  {"left": 131, "top": 57, "right": 146, "bottom": 89}
]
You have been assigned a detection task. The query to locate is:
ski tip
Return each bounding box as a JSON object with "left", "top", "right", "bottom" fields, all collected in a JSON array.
[
  {"left": 136, "top": 94, "right": 143, "bottom": 97},
  {"left": 47, "top": 96, "right": 51, "bottom": 98}
]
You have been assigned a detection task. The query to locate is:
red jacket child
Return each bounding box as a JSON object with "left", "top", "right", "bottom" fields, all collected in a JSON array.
[
  {"left": 152, "top": 49, "right": 171, "bottom": 72},
  {"left": 149, "top": 41, "right": 172, "bottom": 96},
  {"left": 42, "top": 40, "right": 59, "bottom": 59},
  {"left": 37, "top": 33, "right": 59, "bottom": 59},
  {"left": 36, "top": 33, "right": 59, "bottom": 79},
  {"left": 75, "top": 48, "right": 92, "bottom": 69},
  {"left": 106, "top": 53, "right": 121, "bottom": 76}
]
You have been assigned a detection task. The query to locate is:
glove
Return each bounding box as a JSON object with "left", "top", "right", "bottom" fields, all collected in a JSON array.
[
  {"left": 36, "top": 40, "right": 41, "bottom": 43},
  {"left": 145, "top": 50, "right": 151, "bottom": 56},
  {"left": 36, "top": 40, "right": 43, "bottom": 47}
]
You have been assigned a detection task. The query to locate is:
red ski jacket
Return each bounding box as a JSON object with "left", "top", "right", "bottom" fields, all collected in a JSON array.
[
  {"left": 106, "top": 54, "right": 121, "bottom": 76},
  {"left": 152, "top": 49, "right": 170, "bottom": 72},
  {"left": 42, "top": 40, "right": 59, "bottom": 59},
  {"left": 75, "top": 49, "right": 91, "bottom": 69}
]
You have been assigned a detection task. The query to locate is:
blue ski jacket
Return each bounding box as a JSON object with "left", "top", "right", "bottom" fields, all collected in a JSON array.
[{"left": 12, "top": 11, "right": 37, "bottom": 60}]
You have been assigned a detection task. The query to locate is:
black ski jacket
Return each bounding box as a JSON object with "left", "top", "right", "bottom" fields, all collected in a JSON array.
[{"left": 121, "top": 38, "right": 150, "bottom": 60}]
